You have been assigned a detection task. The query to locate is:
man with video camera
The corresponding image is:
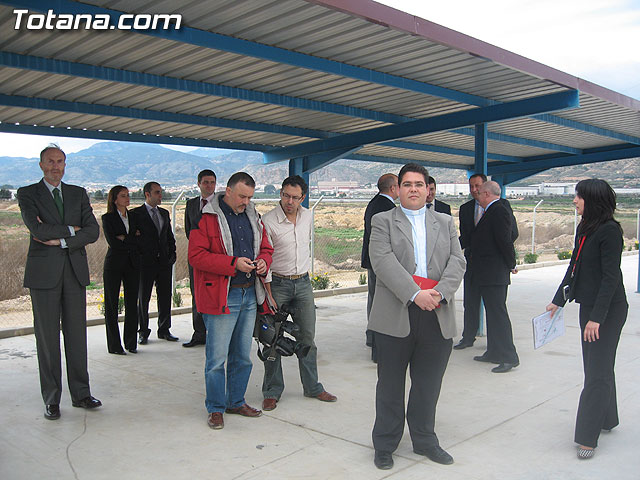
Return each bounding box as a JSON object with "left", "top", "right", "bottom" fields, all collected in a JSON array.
[
  {"left": 260, "top": 175, "right": 337, "bottom": 412},
  {"left": 188, "top": 172, "right": 273, "bottom": 430}
]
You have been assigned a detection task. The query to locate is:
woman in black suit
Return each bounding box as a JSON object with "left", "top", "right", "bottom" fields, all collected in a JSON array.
[
  {"left": 547, "top": 179, "right": 627, "bottom": 459},
  {"left": 102, "top": 186, "right": 141, "bottom": 354}
]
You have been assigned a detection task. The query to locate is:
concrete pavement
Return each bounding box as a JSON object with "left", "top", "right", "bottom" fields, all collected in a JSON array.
[{"left": 0, "top": 256, "right": 638, "bottom": 479}]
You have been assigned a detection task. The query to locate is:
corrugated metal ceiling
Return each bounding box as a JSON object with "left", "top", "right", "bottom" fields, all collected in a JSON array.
[{"left": 0, "top": 0, "right": 638, "bottom": 173}]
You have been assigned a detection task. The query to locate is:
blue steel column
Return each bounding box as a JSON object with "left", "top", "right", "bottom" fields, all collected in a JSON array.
[
  {"left": 474, "top": 123, "right": 488, "bottom": 336},
  {"left": 289, "top": 158, "right": 310, "bottom": 208}
]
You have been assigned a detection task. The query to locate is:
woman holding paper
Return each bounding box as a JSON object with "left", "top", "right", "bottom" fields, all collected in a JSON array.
[{"left": 546, "top": 179, "right": 627, "bottom": 460}]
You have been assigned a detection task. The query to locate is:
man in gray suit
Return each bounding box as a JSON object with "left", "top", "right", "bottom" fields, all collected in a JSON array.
[
  {"left": 17, "top": 144, "right": 101, "bottom": 420},
  {"left": 369, "top": 163, "right": 465, "bottom": 470}
]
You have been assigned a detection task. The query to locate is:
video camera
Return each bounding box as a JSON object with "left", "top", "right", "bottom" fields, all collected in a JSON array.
[{"left": 254, "top": 304, "right": 311, "bottom": 362}]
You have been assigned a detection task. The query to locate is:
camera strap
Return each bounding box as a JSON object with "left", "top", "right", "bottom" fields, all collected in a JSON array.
[{"left": 255, "top": 275, "right": 282, "bottom": 362}]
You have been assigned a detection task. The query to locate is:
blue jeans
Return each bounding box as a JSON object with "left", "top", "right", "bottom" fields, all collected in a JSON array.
[
  {"left": 203, "top": 286, "right": 256, "bottom": 414},
  {"left": 262, "top": 274, "right": 323, "bottom": 399}
]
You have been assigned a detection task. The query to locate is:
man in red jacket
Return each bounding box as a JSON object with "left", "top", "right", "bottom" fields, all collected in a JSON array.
[{"left": 188, "top": 172, "right": 273, "bottom": 430}]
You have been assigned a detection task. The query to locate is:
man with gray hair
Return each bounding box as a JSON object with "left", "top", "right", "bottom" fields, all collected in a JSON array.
[
  {"left": 17, "top": 144, "right": 101, "bottom": 419},
  {"left": 468, "top": 181, "right": 519, "bottom": 373}
]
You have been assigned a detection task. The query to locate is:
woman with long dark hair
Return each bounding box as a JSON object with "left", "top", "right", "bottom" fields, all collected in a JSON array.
[
  {"left": 546, "top": 179, "right": 627, "bottom": 459},
  {"left": 102, "top": 186, "right": 141, "bottom": 354}
]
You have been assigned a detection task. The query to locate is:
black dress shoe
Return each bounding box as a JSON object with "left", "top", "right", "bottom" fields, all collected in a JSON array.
[
  {"left": 182, "top": 339, "right": 205, "bottom": 348},
  {"left": 138, "top": 334, "right": 148, "bottom": 345},
  {"left": 127, "top": 348, "right": 137, "bottom": 354},
  {"left": 453, "top": 339, "right": 474, "bottom": 350},
  {"left": 492, "top": 362, "right": 519, "bottom": 373},
  {"left": 473, "top": 353, "right": 500, "bottom": 364},
  {"left": 158, "top": 332, "right": 179, "bottom": 341},
  {"left": 44, "top": 404, "right": 60, "bottom": 420},
  {"left": 414, "top": 445, "right": 454, "bottom": 465},
  {"left": 109, "top": 350, "right": 126, "bottom": 355},
  {"left": 72, "top": 396, "right": 102, "bottom": 409},
  {"left": 374, "top": 451, "right": 393, "bottom": 470}
]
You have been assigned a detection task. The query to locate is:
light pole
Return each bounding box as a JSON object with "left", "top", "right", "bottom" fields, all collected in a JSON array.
[{"left": 531, "top": 199, "right": 544, "bottom": 255}]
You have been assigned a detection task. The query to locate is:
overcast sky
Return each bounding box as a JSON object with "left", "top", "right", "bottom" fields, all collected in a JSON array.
[{"left": 2, "top": 0, "right": 638, "bottom": 158}]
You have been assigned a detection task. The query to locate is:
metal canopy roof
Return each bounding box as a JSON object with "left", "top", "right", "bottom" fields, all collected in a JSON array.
[{"left": 0, "top": 0, "right": 638, "bottom": 183}]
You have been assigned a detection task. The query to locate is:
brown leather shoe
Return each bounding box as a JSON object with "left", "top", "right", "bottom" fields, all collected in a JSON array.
[
  {"left": 262, "top": 398, "right": 278, "bottom": 411},
  {"left": 225, "top": 403, "right": 262, "bottom": 417},
  {"left": 207, "top": 412, "right": 224, "bottom": 429},
  {"left": 314, "top": 391, "right": 337, "bottom": 402}
]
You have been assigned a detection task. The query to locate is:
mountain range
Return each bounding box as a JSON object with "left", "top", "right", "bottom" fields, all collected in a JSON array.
[{"left": 1, "top": 141, "right": 638, "bottom": 189}]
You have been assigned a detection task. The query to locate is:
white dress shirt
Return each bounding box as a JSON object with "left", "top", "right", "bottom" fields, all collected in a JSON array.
[{"left": 262, "top": 203, "right": 312, "bottom": 280}]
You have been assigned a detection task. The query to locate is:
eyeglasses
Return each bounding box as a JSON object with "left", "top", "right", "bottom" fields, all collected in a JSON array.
[{"left": 281, "top": 192, "right": 303, "bottom": 201}]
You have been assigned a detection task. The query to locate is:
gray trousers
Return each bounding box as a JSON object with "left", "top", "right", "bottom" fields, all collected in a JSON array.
[
  {"left": 30, "top": 256, "right": 91, "bottom": 405},
  {"left": 262, "top": 274, "right": 324, "bottom": 399}
]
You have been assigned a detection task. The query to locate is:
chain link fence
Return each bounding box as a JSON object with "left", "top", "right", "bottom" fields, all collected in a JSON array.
[{"left": 1, "top": 197, "right": 638, "bottom": 332}]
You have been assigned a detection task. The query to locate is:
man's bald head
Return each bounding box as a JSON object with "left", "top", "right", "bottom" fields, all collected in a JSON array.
[{"left": 477, "top": 181, "right": 502, "bottom": 208}]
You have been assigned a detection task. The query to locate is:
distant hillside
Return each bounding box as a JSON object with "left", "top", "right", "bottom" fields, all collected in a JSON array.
[{"left": 1, "top": 141, "right": 638, "bottom": 189}]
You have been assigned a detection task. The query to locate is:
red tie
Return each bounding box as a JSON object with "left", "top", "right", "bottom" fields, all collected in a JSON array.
[{"left": 201, "top": 198, "right": 208, "bottom": 211}]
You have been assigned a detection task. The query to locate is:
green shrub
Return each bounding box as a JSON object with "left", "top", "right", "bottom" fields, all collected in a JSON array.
[
  {"left": 173, "top": 289, "right": 183, "bottom": 307},
  {"left": 311, "top": 272, "right": 330, "bottom": 290},
  {"left": 635, "top": 241, "right": 639, "bottom": 250},
  {"left": 556, "top": 250, "right": 571, "bottom": 260},
  {"left": 524, "top": 253, "right": 538, "bottom": 264},
  {"left": 99, "top": 293, "right": 124, "bottom": 316},
  {"left": 358, "top": 272, "right": 367, "bottom": 285}
]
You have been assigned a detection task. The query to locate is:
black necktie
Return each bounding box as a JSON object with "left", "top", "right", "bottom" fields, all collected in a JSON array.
[
  {"left": 426, "top": 203, "right": 433, "bottom": 209},
  {"left": 53, "top": 187, "right": 64, "bottom": 220}
]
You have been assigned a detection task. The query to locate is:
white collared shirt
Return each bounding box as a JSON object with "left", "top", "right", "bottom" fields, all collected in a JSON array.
[
  {"left": 400, "top": 204, "right": 427, "bottom": 278},
  {"left": 262, "top": 203, "right": 312, "bottom": 279},
  {"left": 118, "top": 210, "right": 130, "bottom": 234}
]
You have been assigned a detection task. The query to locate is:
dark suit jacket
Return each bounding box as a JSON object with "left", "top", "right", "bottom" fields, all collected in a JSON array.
[
  {"left": 468, "top": 200, "right": 516, "bottom": 286},
  {"left": 131, "top": 204, "right": 176, "bottom": 268},
  {"left": 433, "top": 199, "right": 451, "bottom": 215},
  {"left": 552, "top": 221, "right": 626, "bottom": 323},
  {"left": 17, "top": 179, "right": 99, "bottom": 289},
  {"left": 361, "top": 193, "right": 396, "bottom": 269},
  {"left": 184, "top": 196, "right": 203, "bottom": 239},
  {"left": 102, "top": 210, "right": 141, "bottom": 271},
  {"left": 459, "top": 197, "right": 518, "bottom": 257}
]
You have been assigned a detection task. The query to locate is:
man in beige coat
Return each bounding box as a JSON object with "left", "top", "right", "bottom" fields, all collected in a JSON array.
[{"left": 369, "top": 163, "right": 465, "bottom": 470}]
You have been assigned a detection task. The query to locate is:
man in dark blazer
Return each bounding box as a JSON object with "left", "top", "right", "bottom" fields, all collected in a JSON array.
[
  {"left": 427, "top": 176, "right": 451, "bottom": 215},
  {"left": 17, "top": 145, "right": 101, "bottom": 420},
  {"left": 361, "top": 173, "right": 398, "bottom": 361},
  {"left": 468, "top": 181, "right": 519, "bottom": 373},
  {"left": 183, "top": 169, "right": 217, "bottom": 348},
  {"left": 456, "top": 173, "right": 518, "bottom": 350},
  {"left": 369, "top": 163, "right": 465, "bottom": 470},
  {"left": 132, "top": 181, "right": 177, "bottom": 344}
]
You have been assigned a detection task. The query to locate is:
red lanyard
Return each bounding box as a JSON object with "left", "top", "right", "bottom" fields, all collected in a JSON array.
[{"left": 571, "top": 236, "right": 586, "bottom": 276}]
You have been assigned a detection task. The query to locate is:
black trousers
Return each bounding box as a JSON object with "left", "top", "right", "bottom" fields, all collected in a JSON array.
[
  {"left": 461, "top": 273, "right": 481, "bottom": 342},
  {"left": 481, "top": 284, "right": 519, "bottom": 365},
  {"left": 103, "top": 263, "right": 139, "bottom": 352},
  {"left": 188, "top": 264, "right": 206, "bottom": 342},
  {"left": 575, "top": 301, "right": 627, "bottom": 448},
  {"left": 372, "top": 305, "right": 452, "bottom": 454},
  {"left": 138, "top": 264, "right": 172, "bottom": 336},
  {"left": 365, "top": 268, "right": 376, "bottom": 348}
]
